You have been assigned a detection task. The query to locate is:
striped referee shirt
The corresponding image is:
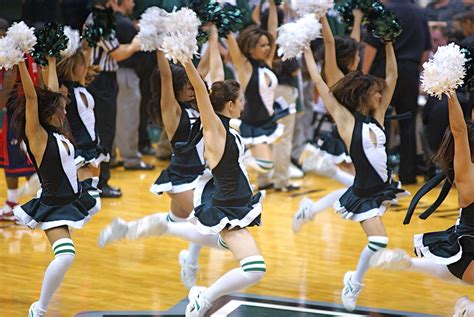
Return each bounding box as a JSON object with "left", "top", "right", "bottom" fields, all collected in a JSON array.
[{"left": 85, "top": 12, "right": 120, "bottom": 72}]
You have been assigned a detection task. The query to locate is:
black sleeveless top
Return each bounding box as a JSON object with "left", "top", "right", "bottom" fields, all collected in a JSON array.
[
  {"left": 211, "top": 115, "right": 253, "bottom": 207},
  {"left": 242, "top": 58, "right": 279, "bottom": 126},
  {"left": 25, "top": 128, "right": 80, "bottom": 205},
  {"left": 350, "top": 112, "right": 390, "bottom": 196}
]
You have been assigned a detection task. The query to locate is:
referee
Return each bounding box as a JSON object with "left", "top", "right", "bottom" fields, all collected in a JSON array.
[{"left": 85, "top": 0, "right": 142, "bottom": 198}]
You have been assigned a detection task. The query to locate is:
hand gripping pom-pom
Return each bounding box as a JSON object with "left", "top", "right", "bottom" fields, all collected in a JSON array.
[
  {"left": 61, "top": 26, "right": 81, "bottom": 58},
  {"left": 137, "top": 7, "right": 170, "bottom": 51},
  {"left": 421, "top": 43, "right": 467, "bottom": 99},
  {"left": 31, "top": 23, "right": 69, "bottom": 66},
  {"left": 84, "top": 7, "right": 117, "bottom": 47},
  {"left": 6, "top": 21, "right": 37, "bottom": 53},
  {"left": 0, "top": 37, "right": 24, "bottom": 70},
  {"left": 276, "top": 14, "right": 322, "bottom": 61}
]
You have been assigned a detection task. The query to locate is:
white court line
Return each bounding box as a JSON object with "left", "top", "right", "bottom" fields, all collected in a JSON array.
[{"left": 211, "top": 300, "right": 368, "bottom": 317}]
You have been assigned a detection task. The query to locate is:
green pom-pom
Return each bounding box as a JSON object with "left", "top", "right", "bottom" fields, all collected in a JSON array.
[
  {"left": 217, "top": 3, "right": 244, "bottom": 37},
  {"left": 187, "top": 0, "right": 223, "bottom": 44},
  {"left": 31, "top": 23, "right": 69, "bottom": 66},
  {"left": 461, "top": 46, "right": 474, "bottom": 91},
  {"left": 84, "top": 7, "right": 117, "bottom": 47}
]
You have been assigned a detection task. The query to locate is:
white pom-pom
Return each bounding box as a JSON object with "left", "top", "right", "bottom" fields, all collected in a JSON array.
[
  {"left": 0, "top": 37, "right": 24, "bottom": 70},
  {"left": 421, "top": 43, "right": 467, "bottom": 100},
  {"left": 293, "top": 0, "right": 334, "bottom": 18},
  {"left": 160, "top": 8, "right": 201, "bottom": 64},
  {"left": 276, "top": 14, "right": 321, "bottom": 61},
  {"left": 61, "top": 26, "right": 81, "bottom": 57},
  {"left": 6, "top": 21, "right": 36, "bottom": 53},
  {"left": 137, "top": 7, "right": 170, "bottom": 51}
]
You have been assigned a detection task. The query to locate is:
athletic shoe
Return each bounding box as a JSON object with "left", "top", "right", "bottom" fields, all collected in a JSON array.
[
  {"left": 292, "top": 198, "right": 314, "bottom": 233},
  {"left": 185, "top": 286, "right": 212, "bottom": 317},
  {"left": 28, "top": 302, "right": 46, "bottom": 317},
  {"left": 289, "top": 163, "right": 304, "bottom": 179},
  {"left": 0, "top": 201, "right": 18, "bottom": 221},
  {"left": 125, "top": 213, "right": 168, "bottom": 240},
  {"left": 369, "top": 249, "right": 412, "bottom": 270},
  {"left": 98, "top": 218, "right": 129, "bottom": 248},
  {"left": 341, "top": 271, "right": 364, "bottom": 312},
  {"left": 179, "top": 249, "right": 199, "bottom": 290},
  {"left": 454, "top": 296, "right": 472, "bottom": 317}
]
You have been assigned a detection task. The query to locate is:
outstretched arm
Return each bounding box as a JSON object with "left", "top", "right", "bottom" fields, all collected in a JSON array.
[
  {"left": 46, "top": 57, "right": 59, "bottom": 92},
  {"left": 156, "top": 50, "right": 182, "bottom": 138},
  {"left": 209, "top": 25, "right": 224, "bottom": 83},
  {"left": 379, "top": 42, "right": 397, "bottom": 116},
  {"left": 350, "top": 9, "right": 364, "bottom": 42},
  {"left": 321, "top": 15, "right": 344, "bottom": 87},
  {"left": 18, "top": 61, "right": 48, "bottom": 161},
  {"left": 303, "top": 47, "right": 354, "bottom": 147},
  {"left": 266, "top": 0, "right": 278, "bottom": 66},
  {"left": 448, "top": 93, "right": 474, "bottom": 201}
]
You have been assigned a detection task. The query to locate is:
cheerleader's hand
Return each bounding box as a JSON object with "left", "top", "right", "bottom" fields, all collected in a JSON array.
[{"left": 352, "top": 9, "right": 364, "bottom": 21}]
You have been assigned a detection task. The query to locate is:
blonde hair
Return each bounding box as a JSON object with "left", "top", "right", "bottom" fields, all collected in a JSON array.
[{"left": 57, "top": 51, "right": 97, "bottom": 86}]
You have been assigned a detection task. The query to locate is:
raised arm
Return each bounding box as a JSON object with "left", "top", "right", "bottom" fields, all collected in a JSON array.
[
  {"left": 448, "top": 93, "right": 474, "bottom": 201},
  {"left": 197, "top": 44, "right": 210, "bottom": 79},
  {"left": 303, "top": 47, "right": 354, "bottom": 147},
  {"left": 349, "top": 9, "right": 364, "bottom": 42},
  {"left": 321, "top": 15, "right": 344, "bottom": 87},
  {"left": 378, "top": 42, "right": 397, "bottom": 117},
  {"left": 209, "top": 25, "right": 224, "bottom": 83},
  {"left": 45, "top": 57, "right": 59, "bottom": 92},
  {"left": 18, "top": 61, "right": 48, "bottom": 160},
  {"left": 156, "top": 50, "right": 182, "bottom": 138},
  {"left": 266, "top": 0, "right": 278, "bottom": 66},
  {"left": 226, "top": 32, "right": 248, "bottom": 76},
  {"left": 251, "top": 1, "right": 262, "bottom": 26},
  {"left": 362, "top": 43, "right": 377, "bottom": 75}
]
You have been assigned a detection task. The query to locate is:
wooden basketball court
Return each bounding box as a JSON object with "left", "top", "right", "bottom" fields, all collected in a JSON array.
[{"left": 0, "top": 157, "right": 469, "bottom": 316}]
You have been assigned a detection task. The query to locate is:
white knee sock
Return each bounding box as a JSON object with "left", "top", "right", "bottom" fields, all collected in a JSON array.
[
  {"left": 203, "top": 255, "right": 266, "bottom": 302},
  {"left": 410, "top": 258, "right": 461, "bottom": 283},
  {"left": 7, "top": 189, "right": 19, "bottom": 203},
  {"left": 332, "top": 168, "right": 354, "bottom": 187},
  {"left": 309, "top": 188, "right": 347, "bottom": 218},
  {"left": 353, "top": 236, "right": 388, "bottom": 284},
  {"left": 167, "top": 222, "right": 226, "bottom": 250},
  {"left": 38, "top": 238, "right": 75, "bottom": 311},
  {"left": 167, "top": 212, "right": 202, "bottom": 267}
]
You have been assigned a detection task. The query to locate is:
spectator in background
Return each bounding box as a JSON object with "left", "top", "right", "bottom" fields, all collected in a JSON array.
[
  {"left": 113, "top": 0, "right": 155, "bottom": 170},
  {"left": 424, "top": 0, "right": 465, "bottom": 25},
  {"left": 22, "top": 0, "right": 60, "bottom": 27},
  {"left": 363, "top": 0, "right": 432, "bottom": 185},
  {"left": 62, "top": 0, "right": 90, "bottom": 30},
  {"left": 85, "top": 0, "right": 142, "bottom": 197}
]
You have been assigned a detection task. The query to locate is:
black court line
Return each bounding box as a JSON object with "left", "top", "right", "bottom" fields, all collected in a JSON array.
[{"left": 76, "top": 293, "right": 438, "bottom": 317}]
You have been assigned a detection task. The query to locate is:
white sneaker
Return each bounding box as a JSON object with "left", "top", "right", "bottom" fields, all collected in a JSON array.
[
  {"left": 288, "top": 163, "right": 304, "bottom": 179},
  {"left": 454, "top": 296, "right": 473, "bottom": 317},
  {"left": 98, "top": 218, "right": 129, "bottom": 248},
  {"left": 28, "top": 302, "right": 46, "bottom": 317},
  {"left": 125, "top": 213, "right": 168, "bottom": 240},
  {"left": 185, "top": 286, "right": 212, "bottom": 317},
  {"left": 341, "top": 271, "right": 364, "bottom": 312},
  {"left": 370, "top": 249, "right": 412, "bottom": 270},
  {"left": 292, "top": 198, "right": 314, "bottom": 233},
  {"left": 179, "top": 249, "right": 199, "bottom": 290},
  {"left": 0, "top": 201, "right": 18, "bottom": 221}
]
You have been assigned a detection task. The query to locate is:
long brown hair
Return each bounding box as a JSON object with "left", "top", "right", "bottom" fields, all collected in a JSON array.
[
  {"left": 331, "top": 71, "right": 385, "bottom": 114},
  {"left": 57, "top": 51, "right": 98, "bottom": 86},
  {"left": 433, "top": 120, "right": 474, "bottom": 181},
  {"left": 237, "top": 25, "right": 274, "bottom": 61}
]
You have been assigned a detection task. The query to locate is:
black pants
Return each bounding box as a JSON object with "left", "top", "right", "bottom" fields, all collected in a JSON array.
[
  {"left": 138, "top": 74, "right": 151, "bottom": 149},
  {"left": 390, "top": 62, "right": 420, "bottom": 184},
  {"left": 88, "top": 71, "right": 118, "bottom": 188}
]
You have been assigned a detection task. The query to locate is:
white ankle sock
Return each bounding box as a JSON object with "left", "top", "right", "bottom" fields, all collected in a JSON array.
[
  {"left": 167, "top": 211, "right": 187, "bottom": 222},
  {"left": 309, "top": 188, "right": 347, "bottom": 218},
  {"left": 353, "top": 236, "right": 388, "bottom": 284},
  {"left": 167, "top": 222, "right": 226, "bottom": 250},
  {"left": 203, "top": 255, "right": 266, "bottom": 302},
  {"left": 7, "top": 189, "right": 19, "bottom": 203},
  {"left": 332, "top": 169, "right": 354, "bottom": 187},
  {"left": 410, "top": 258, "right": 460, "bottom": 283},
  {"left": 38, "top": 238, "right": 75, "bottom": 310}
]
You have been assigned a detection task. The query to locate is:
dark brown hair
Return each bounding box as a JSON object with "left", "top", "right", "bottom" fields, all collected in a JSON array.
[
  {"left": 209, "top": 80, "right": 240, "bottom": 112},
  {"left": 148, "top": 64, "right": 191, "bottom": 127},
  {"left": 331, "top": 71, "right": 386, "bottom": 114},
  {"left": 237, "top": 25, "right": 274, "bottom": 60},
  {"left": 11, "top": 85, "right": 69, "bottom": 144},
  {"left": 334, "top": 36, "right": 359, "bottom": 75},
  {"left": 433, "top": 120, "right": 474, "bottom": 182}
]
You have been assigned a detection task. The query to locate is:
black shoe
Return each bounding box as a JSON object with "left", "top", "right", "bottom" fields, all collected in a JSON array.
[
  {"left": 258, "top": 183, "right": 274, "bottom": 191},
  {"left": 124, "top": 161, "right": 155, "bottom": 171},
  {"left": 110, "top": 160, "right": 124, "bottom": 169},
  {"left": 100, "top": 184, "right": 122, "bottom": 198},
  {"left": 139, "top": 145, "right": 157, "bottom": 156},
  {"left": 156, "top": 154, "right": 172, "bottom": 161},
  {"left": 275, "top": 184, "right": 301, "bottom": 192}
]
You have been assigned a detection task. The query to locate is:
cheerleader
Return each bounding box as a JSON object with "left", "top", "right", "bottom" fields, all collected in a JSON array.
[
  {"left": 370, "top": 93, "right": 474, "bottom": 316},
  {"left": 226, "top": 0, "right": 285, "bottom": 188},
  {"left": 303, "top": 42, "right": 408, "bottom": 311},
  {"left": 12, "top": 56, "right": 100, "bottom": 316},
  {"left": 56, "top": 46, "right": 109, "bottom": 180},
  {"left": 99, "top": 26, "right": 226, "bottom": 290},
  {"left": 292, "top": 11, "right": 363, "bottom": 232}
]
